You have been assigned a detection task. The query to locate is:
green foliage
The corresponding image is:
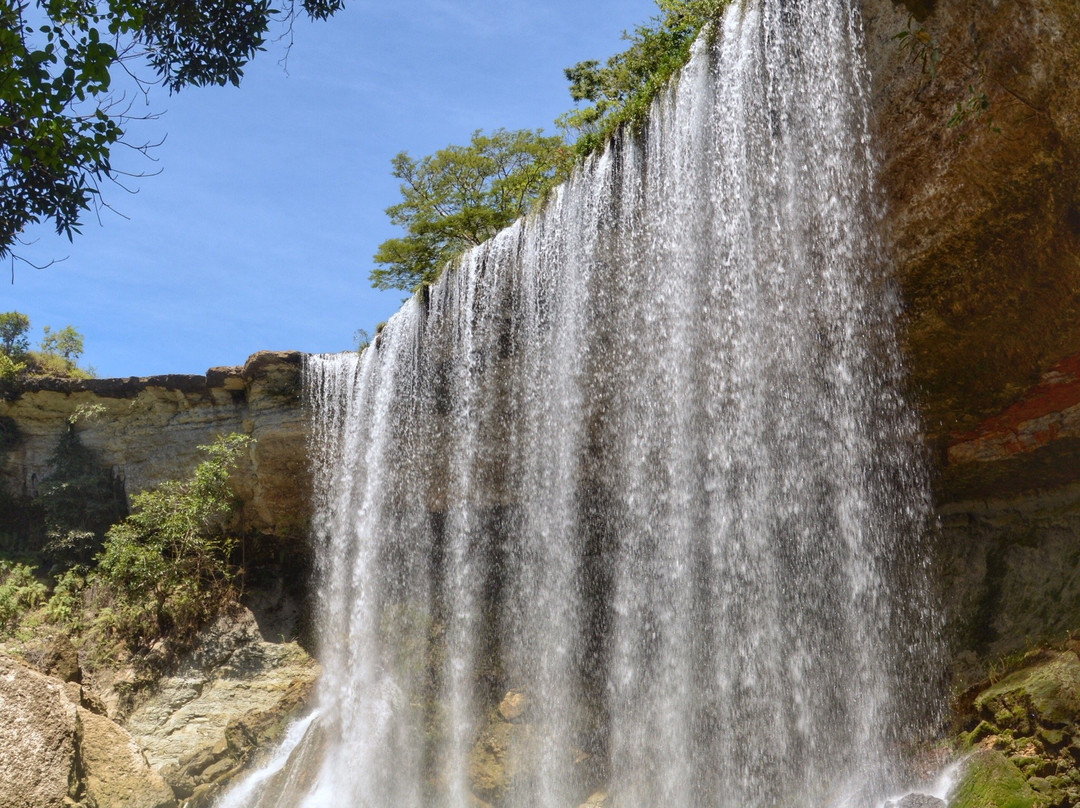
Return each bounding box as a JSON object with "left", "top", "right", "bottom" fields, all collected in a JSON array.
[
  {"left": 371, "top": 128, "right": 569, "bottom": 292},
  {"left": 25, "top": 348, "right": 92, "bottom": 378},
  {"left": 0, "top": 311, "right": 90, "bottom": 380},
  {"left": 0, "top": 560, "right": 46, "bottom": 635},
  {"left": 948, "top": 85, "right": 998, "bottom": 133},
  {"left": 353, "top": 327, "right": 370, "bottom": 353},
  {"left": 1, "top": 0, "right": 345, "bottom": 263},
  {"left": 892, "top": 16, "right": 941, "bottom": 80},
  {"left": 94, "top": 432, "right": 250, "bottom": 646},
  {"left": 0, "top": 349, "right": 25, "bottom": 385},
  {"left": 40, "top": 323, "right": 83, "bottom": 364},
  {"left": 557, "top": 0, "right": 729, "bottom": 153},
  {"left": 44, "top": 564, "right": 86, "bottom": 626},
  {"left": 367, "top": 2, "right": 730, "bottom": 294},
  {"left": 0, "top": 310, "right": 30, "bottom": 357},
  {"left": 893, "top": 16, "right": 1005, "bottom": 136}
]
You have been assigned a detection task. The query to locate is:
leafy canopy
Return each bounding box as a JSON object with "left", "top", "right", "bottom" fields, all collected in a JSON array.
[
  {"left": 557, "top": 0, "right": 729, "bottom": 151},
  {"left": 0, "top": 310, "right": 30, "bottom": 356},
  {"left": 0, "top": 310, "right": 87, "bottom": 381},
  {"left": 0, "top": 0, "right": 345, "bottom": 264},
  {"left": 371, "top": 128, "right": 568, "bottom": 292},
  {"left": 40, "top": 323, "right": 82, "bottom": 363},
  {"left": 367, "top": 1, "right": 728, "bottom": 295}
]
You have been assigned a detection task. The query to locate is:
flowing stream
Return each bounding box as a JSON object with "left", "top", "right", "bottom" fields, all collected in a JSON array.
[{"left": 219, "top": 0, "right": 943, "bottom": 805}]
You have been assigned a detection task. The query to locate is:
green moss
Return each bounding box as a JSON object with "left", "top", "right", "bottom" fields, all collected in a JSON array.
[
  {"left": 964, "top": 720, "right": 1000, "bottom": 748},
  {"left": 951, "top": 750, "right": 1038, "bottom": 808},
  {"left": 976, "top": 652, "right": 1080, "bottom": 728},
  {"left": 1037, "top": 727, "right": 1066, "bottom": 748}
]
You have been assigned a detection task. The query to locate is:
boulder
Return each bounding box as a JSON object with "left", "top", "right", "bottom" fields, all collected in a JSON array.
[
  {"left": 77, "top": 706, "right": 176, "bottom": 808},
  {"left": 0, "top": 653, "right": 78, "bottom": 808},
  {"left": 974, "top": 651, "right": 1080, "bottom": 730},
  {"left": 948, "top": 749, "right": 1036, "bottom": 808},
  {"left": 884, "top": 794, "right": 945, "bottom": 808},
  {"left": 498, "top": 690, "right": 528, "bottom": 722},
  {"left": 42, "top": 634, "right": 81, "bottom": 684},
  {"left": 469, "top": 717, "right": 534, "bottom": 804},
  {"left": 123, "top": 607, "right": 319, "bottom": 802}
]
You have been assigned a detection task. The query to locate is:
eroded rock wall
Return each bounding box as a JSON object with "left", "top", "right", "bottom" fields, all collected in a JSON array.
[
  {"left": 0, "top": 351, "right": 309, "bottom": 540},
  {"left": 864, "top": 0, "right": 1080, "bottom": 439},
  {"left": 863, "top": 0, "right": 1080, "bottom": 676}
]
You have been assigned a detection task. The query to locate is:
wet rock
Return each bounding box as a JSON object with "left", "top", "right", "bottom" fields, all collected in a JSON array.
[
  {"left": 0, "top": 653, "right": 78, "bottom": 808},
  {"left": 468, "top": 715, "right": 534, "bottom": 804},
  {"left": 577, "top": 790, "right": 608, "bottom": 808},
  {"left": 863, "top": 0, "right": 1080, "bottom": 439},
  {"left": 884, "top": 794, "right": 945, "bottom": 808},
  {"left": 949, "top": 749, "right": 1037, "bottom": 808},
  {"left": 77, "top": 707, "right": 176, "bottom": 808},
  {"left": 498, "top": 690, "right": 528, "bottom": 722},
  {"left": 123, "top": 607, "right": 318, "bottom": 801},
  {"left": 975, "top": 651, "right": 1080, "bottom": 729}
]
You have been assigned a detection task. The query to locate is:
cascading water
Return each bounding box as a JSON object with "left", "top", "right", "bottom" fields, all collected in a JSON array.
[{"left": 219, "top": 0, "right": 943, "bottom": 806}]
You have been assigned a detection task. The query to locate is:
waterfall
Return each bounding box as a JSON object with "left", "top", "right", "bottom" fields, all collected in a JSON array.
[{"left": 221, "top": 0, "right": 943, "bottom": 806}]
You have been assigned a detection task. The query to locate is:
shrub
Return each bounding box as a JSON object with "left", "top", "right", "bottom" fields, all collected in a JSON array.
[
  {"left": 557, "top": 0, "right": 730, "bottom": 153},
  {"left": 0, "top": 561, "right": 47, "bottom": 636},
  {"left": 94, "top": 433, "right": 251, "bottom": 647}
]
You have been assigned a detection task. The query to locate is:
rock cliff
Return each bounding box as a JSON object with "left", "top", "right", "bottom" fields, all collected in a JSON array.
[
  {"left": 861, "top": 0, "right": 1080, "bottom": 677},
  {"left": 0, "top": 351, "right": 309, "bottom": 541},
  {"left": 864, "top": 0, "right": 1080, "bottom": 439}
]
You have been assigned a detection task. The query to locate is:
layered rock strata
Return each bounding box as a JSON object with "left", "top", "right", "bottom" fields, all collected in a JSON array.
[
  {"left": 0, "top": 351, "right": 309, "bottom": 538},
  {"left": 862, "top": 0, "right": 1080, "bottom": 678}
]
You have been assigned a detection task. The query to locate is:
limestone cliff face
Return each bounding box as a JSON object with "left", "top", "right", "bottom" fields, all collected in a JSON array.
[
  {"left": 0, "top": 351, "right": 309, "bottom": 539},
  {"left": 864, "top": 0, "right": 1080, "bottom": 439},
  {"left": 862, "top": 0, "right": 1080, "bottom": 672}
]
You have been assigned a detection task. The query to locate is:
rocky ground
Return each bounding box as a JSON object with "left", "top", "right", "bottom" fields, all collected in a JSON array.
[
  {"left": 948, "top": 648, "right": 1080, "bottom": 808},
  {"left": 0, "top": 597, "right": 318, "bottom": 808}
]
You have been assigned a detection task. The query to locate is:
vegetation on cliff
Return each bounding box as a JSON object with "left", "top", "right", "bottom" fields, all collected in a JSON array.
[
  {"left": 0, "top": 309, "right": 90, "bottom": 384},
  {"left": 1, "top": 432, "right": 250, "bottom": 672},
  {"left": 370, "top": 0, "right": 729, "bottom": 293},
  {"left": 556, "top": 0, "right": 729, "bottom": 153},
  {"left": 371, "top": 129, "right": 569, "bottom": 292}
]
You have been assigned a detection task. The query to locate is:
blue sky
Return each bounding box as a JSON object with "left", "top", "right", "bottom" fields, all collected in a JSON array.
[{"left": 2, "top": 0, "right": 657, "bottom": 378}]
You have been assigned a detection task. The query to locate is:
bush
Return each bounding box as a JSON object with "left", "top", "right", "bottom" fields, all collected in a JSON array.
[
  {"left": 44, "top": 567, "right": 88, "bottom": 629},
  {"left": 94, "top": 433, "right": 251, "bottom": 647},
  {"left": 0, "top": 561, "right": 47, "bottom": 636},
  {"left": 557, "top": 0, "right": 730, "bottom": 152}
]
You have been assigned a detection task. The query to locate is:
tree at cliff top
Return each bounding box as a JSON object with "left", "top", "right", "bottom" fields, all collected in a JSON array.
[
  {"left": 368, "top": 0, "right": 729, "bottom": 293},
  {"left": 370, "top": 128, "right": 569, "bottom": 292},
  {"left": 557, "top": 0, "right": 729, "bottom": 152},
  {"left": 0, "top": 311, "right": 90, "bottom": 379},
  {"left": 0, "top": 311, "right": 29, "bottom": 357},
  {"left": 0, "top": 0, "right": 344, "bottom": 265}
]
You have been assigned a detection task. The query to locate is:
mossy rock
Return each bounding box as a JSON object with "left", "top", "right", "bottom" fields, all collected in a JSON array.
[
  {"left": 975, "top": 652, "right": 1080, "bottom": 729},
  {"left": 950, "top": 750, "right": 1038, "bottom": 808}
]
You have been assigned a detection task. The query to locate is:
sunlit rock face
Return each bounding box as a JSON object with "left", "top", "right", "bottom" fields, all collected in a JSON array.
[
  {"left": 862, "top": 0, "right": 1080, "bottom": 673},
  {"left": 864, "top": 0, "right": 1080, "bottom": 439},
  {"left": 0, "top": 351, "right": 309, "bottom": 539}
]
